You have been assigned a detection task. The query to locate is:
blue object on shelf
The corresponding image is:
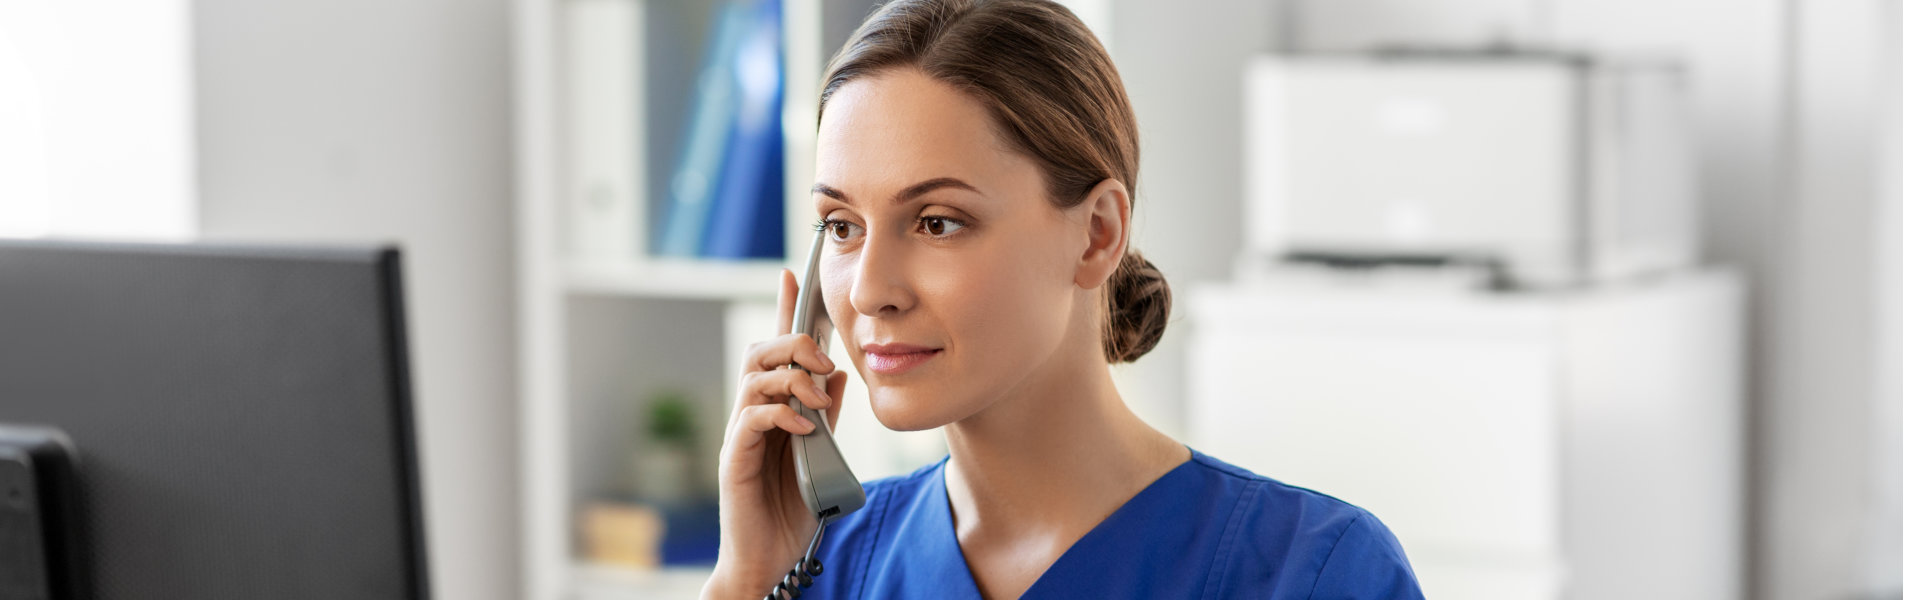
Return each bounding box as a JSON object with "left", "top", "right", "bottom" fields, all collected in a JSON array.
[
  {"left": 656, "top": 2, "right": 751, "bottom": 257},
  {"left": 701, "top": 0, "right": 786, "bottom": 260},
  {"left": 657, "top": 499, "right": 722, "bottom": 566}
]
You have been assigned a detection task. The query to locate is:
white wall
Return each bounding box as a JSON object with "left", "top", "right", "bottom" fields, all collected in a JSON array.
[
  {"left": 191, "top": 2, "right": 520, "bottom": 600},
  {"left": 1107, "top": 0, "right": 1286, "bottom": 436},
  {"left": 1775, "top": 0, "right": 1901, "bottom": 596},
  {"left": 0, "top": 0, "right": 196, "bottom": 240}
]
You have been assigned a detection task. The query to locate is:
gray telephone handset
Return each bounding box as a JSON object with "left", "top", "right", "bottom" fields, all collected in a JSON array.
[
  {"left": 787, "top": 227, "right": 866, "bottom": 523},
  {"left": 769, "top": 227, "right": 865, "bottom": 599}
]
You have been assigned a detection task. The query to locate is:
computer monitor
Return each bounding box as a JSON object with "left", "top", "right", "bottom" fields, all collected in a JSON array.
[{"left": 0, "top": 239, "right": 430, "bottom": 600}]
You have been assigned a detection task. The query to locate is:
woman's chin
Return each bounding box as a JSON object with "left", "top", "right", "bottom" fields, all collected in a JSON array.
[{"left": 868, "top": 388, "right": 961, "bottom": 432}]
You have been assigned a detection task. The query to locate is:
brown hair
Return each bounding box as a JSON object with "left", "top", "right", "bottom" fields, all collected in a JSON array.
[{"left": 817, "top": 0, "right": 1170, "bottom": 364}]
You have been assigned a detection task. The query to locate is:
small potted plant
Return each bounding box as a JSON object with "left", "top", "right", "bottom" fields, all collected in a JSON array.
[{"left": 632, "top": 389, "right": 699, "bottom": 505}]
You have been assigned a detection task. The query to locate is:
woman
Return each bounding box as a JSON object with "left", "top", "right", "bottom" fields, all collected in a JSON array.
[{"left": 704, "top": 1, "right": 1423, "bottom": 598}]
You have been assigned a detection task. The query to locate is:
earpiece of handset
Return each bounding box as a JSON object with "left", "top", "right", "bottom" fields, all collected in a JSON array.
[{"left": 787, "top": 227, "right": 866, "bottom": 524}]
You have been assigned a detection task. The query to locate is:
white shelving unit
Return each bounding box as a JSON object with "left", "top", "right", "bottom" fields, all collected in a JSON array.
[{"left": 512, "top": 0, "right": 887, "bottom": 598}]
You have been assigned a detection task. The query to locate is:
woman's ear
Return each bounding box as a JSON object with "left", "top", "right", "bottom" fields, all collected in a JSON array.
[{"left": 1072, "top": 178, "right": 1131, "bottom": 290}]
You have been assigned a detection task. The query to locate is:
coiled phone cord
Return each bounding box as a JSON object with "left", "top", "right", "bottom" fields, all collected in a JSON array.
[{"left": 765, "top": 515, "right": 829, "bottom": 600}]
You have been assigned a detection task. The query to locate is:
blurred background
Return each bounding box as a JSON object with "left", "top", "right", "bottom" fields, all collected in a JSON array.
[{"left": 0, "top": 0, "right": 1901, "bottom": 598}]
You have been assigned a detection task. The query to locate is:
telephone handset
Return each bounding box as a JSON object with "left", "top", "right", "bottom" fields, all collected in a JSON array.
[{"left": 768, "top": 227, "right": 865, "bottom": 600}]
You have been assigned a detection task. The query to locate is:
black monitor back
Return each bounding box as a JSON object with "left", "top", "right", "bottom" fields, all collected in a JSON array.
[{"left": 0, "top": 239, "right": 430, "bottom": 600}]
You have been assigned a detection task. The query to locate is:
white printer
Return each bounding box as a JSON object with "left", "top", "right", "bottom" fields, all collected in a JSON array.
[{"left": 1241, "top": 51, "right": 1697, "bottom": 288}]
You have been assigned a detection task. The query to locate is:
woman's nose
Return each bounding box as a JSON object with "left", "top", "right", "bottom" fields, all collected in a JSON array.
[{"left": 848, "top": 236, "right": 915, "bottom": 317}]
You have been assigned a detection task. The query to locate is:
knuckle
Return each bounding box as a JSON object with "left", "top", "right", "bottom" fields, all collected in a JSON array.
[
  {"left": 732, "top": 405, "right": 767, "bottom": 431},
  {"left": 750, "top": 403, "right": 792, "bottom": 425},
  {"left": 788, "top": 371, "right": 822, "bottom": 399},
  {"left": 771, "top": 335, "right": 804, "bottom": 357},
  {"left": 784, "top": 366, "right": 813, "bottom": 387},
  {"left": 739, "top": 346, "right": 765, "bottom": 376},
  {"left": 742, "top": 372, "right": 781, "bottom": 402},
  {"left": 785, "top": 332, "right": 815, "bottom": 352}
]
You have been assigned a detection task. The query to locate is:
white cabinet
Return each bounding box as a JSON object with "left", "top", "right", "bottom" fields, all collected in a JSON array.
[{"left": 1187, "top": 270, "right": 1743, "bottom": 599}]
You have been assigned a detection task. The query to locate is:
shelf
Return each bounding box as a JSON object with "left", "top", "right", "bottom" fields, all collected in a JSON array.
[
  {"left": 523, "top": 0, "right": 841, "bottom": 590},
  {"left": 570, "top": 564, "right": 713, "bottom": 600},
  {"left": 564, "top": 257, "right": 785, "bottom": 300}
]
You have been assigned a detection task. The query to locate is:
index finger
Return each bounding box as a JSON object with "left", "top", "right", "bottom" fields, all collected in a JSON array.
[{"left": 776, "top": 268, "right": 798, "bottom": 336}]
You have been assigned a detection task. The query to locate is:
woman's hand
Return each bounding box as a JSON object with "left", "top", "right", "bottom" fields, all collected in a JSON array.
[{"left": 703, "top": 269, "right": 849, "bottom": 599}]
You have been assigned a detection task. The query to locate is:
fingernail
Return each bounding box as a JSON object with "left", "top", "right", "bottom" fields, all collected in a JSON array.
[
  {"left": 792, "top": 413, "right": 815, "bottom": 432},
  {"left": 813, "top": 385, "right": 831, "bottom": 404},
  {"left": 815, "top": 349, "right": 833, "bottom": 370}
]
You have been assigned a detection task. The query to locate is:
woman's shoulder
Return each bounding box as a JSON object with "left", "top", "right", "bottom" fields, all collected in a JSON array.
[
  {"left": 1185, "top": 449, "right": 1424, "bottom": 598},
  {"left": 1186, "top": 449, "right": 1375, "bottom": 523}
]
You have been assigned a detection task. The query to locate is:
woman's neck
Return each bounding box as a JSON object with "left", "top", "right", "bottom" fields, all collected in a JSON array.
[{"left": 939, "top": 344, "right": 1190, "bottom": 541}]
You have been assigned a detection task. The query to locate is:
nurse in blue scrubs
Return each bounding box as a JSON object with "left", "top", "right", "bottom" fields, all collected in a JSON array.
[{"left": 704, "top": 1, "right": 1424, "bottom": 598}]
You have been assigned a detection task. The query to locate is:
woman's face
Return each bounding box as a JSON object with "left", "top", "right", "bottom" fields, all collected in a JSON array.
[{"left": 814, "top": 68, "right": 1093, "bottom": 431}]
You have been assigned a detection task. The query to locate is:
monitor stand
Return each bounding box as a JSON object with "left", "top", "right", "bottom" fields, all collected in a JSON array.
[{"left": 0, "top": 425, "right": 84, "bottom": 600}]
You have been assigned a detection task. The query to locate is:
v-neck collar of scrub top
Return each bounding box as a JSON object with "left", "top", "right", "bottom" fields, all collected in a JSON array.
[
  {"left": 814, "top": 446, "right": 1425, "bottom": 599},
  {"left": 901, "top": 447, "right": 1203, "bottom": 599}
]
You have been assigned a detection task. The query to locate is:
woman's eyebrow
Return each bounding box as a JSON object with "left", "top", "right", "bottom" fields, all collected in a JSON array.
[{"left": 811, "top": 177, "right": 982, "bottom": 206}]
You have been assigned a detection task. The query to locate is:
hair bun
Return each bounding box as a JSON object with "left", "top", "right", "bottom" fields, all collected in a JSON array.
[{"left": 1103, "top": 250, "right": 1171, "bottom": 363}]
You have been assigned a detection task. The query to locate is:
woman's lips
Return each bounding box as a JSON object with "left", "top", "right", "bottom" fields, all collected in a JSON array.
[{"left": 862, "top": 343, "right": 941, "bottom": 375}]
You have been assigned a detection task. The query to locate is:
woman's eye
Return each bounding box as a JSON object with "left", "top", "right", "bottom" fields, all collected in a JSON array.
[
  {"left": 823, "top": 219, "right": 862, "bottom": 241},
  {"left": 917, "top": 216, "right": 967, "bottom": 237}
]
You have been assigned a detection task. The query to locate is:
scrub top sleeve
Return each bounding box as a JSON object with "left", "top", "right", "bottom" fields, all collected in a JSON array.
[{"left": 1304, "top": 512, "right": 1425, "bottom": 600}]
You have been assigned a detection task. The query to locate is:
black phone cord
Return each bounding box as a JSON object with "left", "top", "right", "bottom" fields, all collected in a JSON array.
[{"left": 765, "top": 516, "right": 828, "bottom": 600}]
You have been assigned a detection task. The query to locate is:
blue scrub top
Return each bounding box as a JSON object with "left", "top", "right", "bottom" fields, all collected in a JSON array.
[{"left": 804, "top": 447, "right": 1423, "bottom": 599}]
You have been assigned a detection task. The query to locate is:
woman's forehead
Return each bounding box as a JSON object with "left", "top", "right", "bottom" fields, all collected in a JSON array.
[{"left": 815, "top": 70, "right": 1039, "bottom": 200}]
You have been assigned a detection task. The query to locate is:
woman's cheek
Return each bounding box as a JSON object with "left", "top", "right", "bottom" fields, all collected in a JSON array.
[
  {"left": 938, "top": 247, "right": 1055, "bottom": 359},
  {"left": 820, "top": 254, "right": 857, "bottom": 328}
]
